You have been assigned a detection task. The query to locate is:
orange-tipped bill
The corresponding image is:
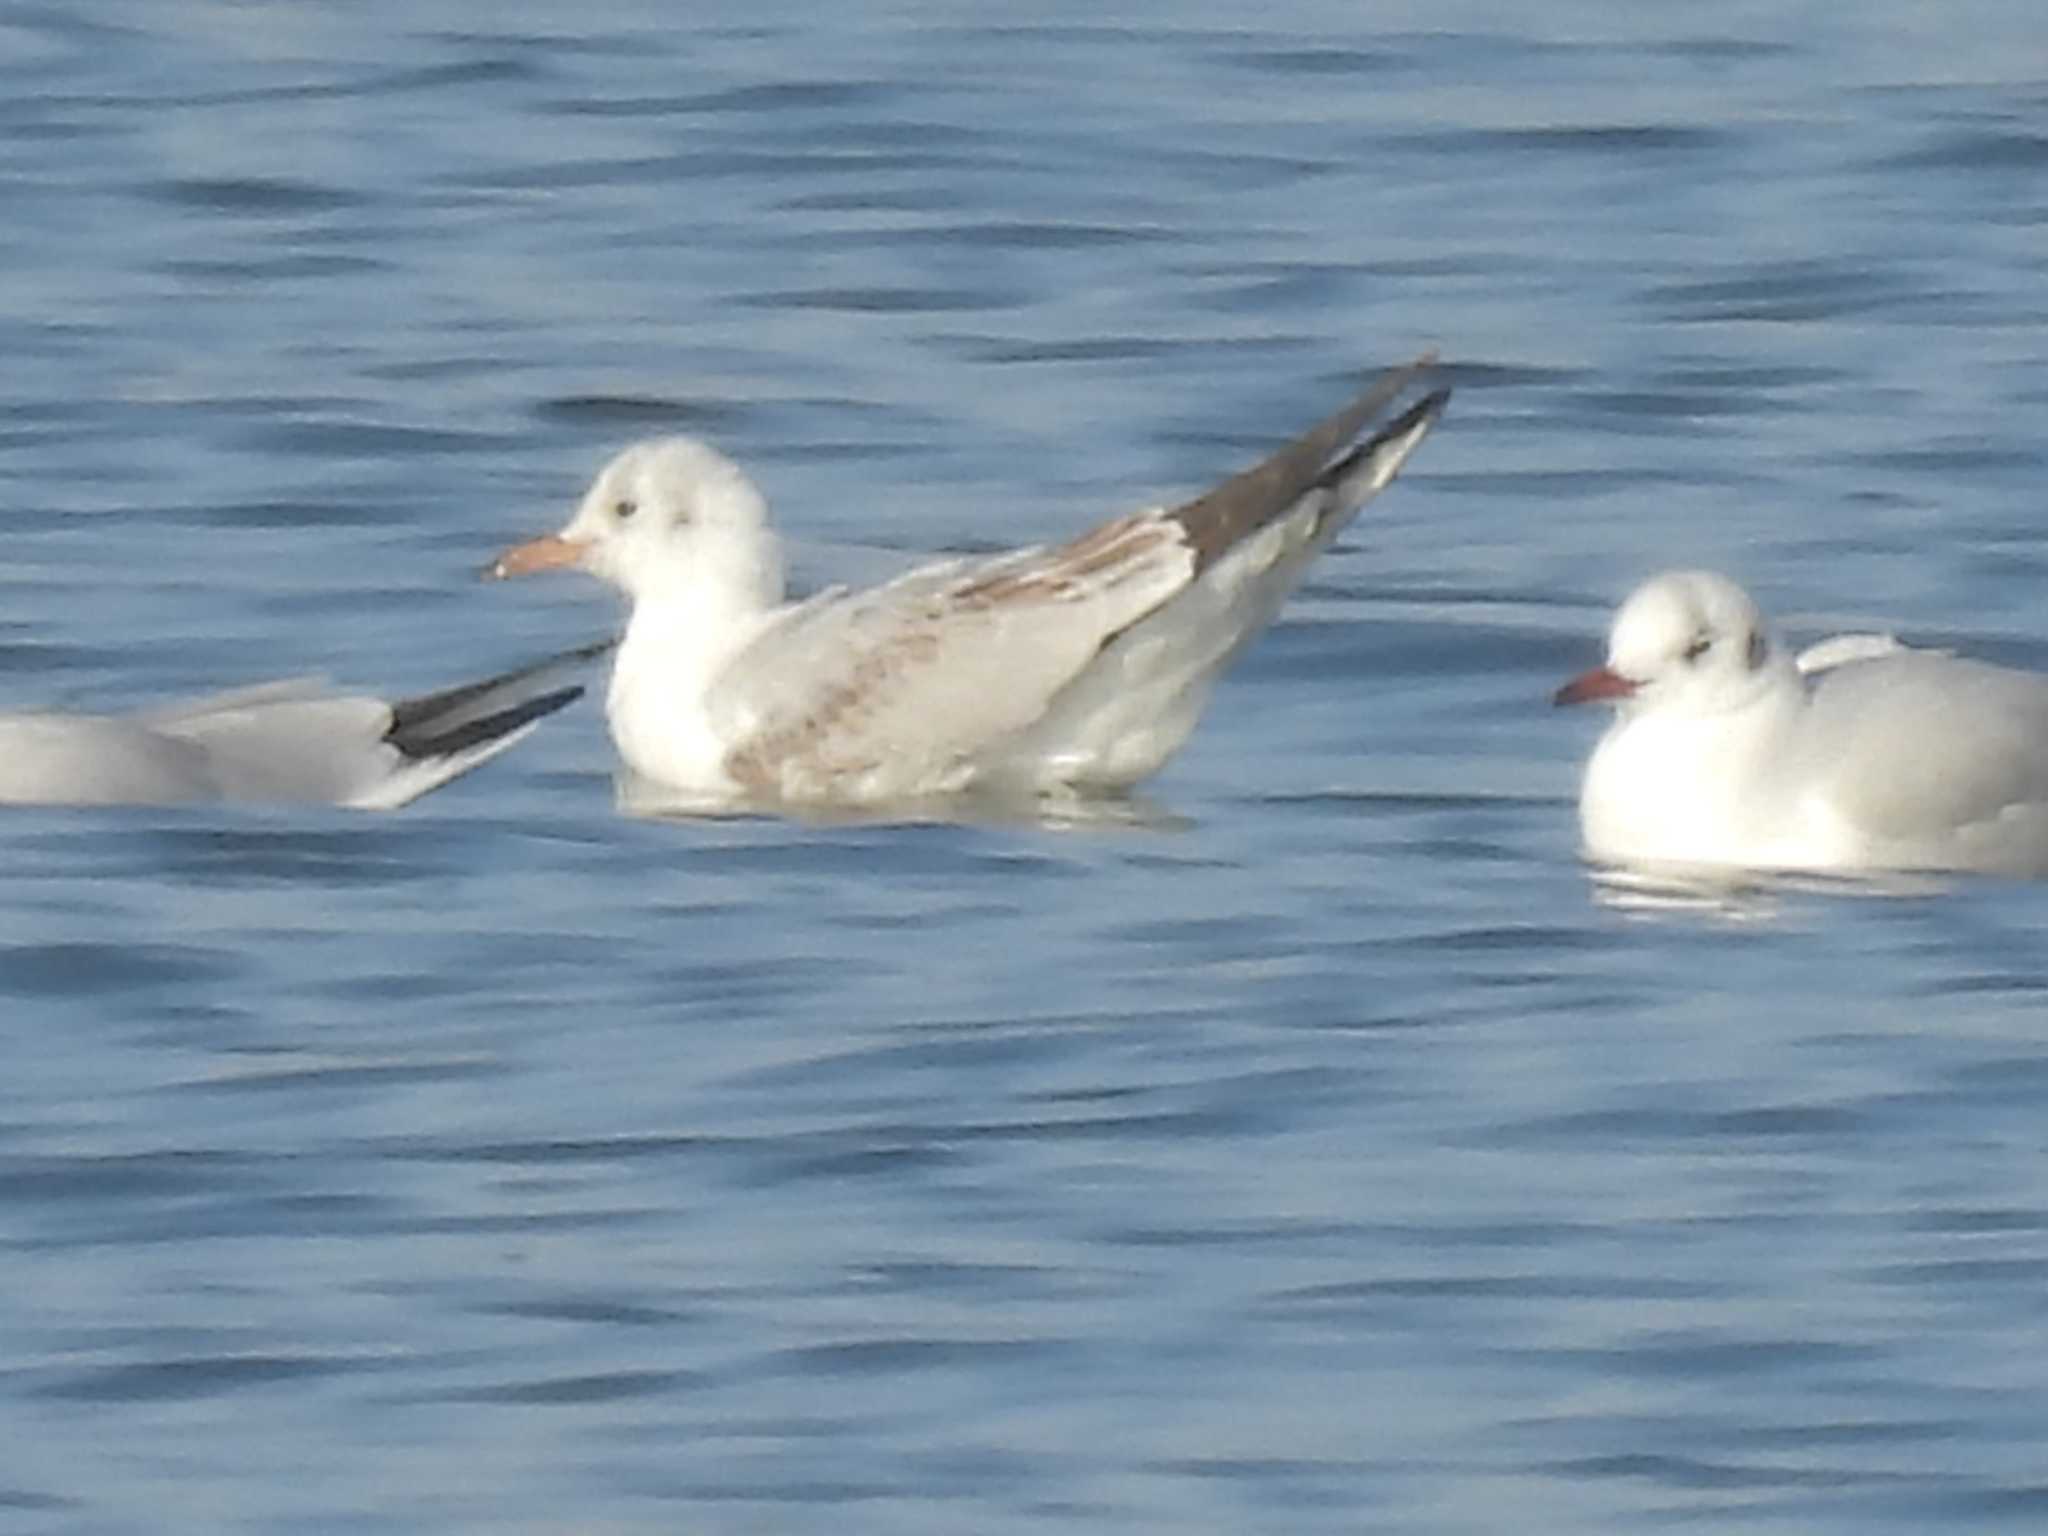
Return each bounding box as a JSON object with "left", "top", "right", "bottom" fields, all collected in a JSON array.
[
  {"left": 1553, "top": 665, "right": 1637, "bottom": 708},
  {"left": 488, "top": 533, "right": 588, "bottom": 581}
]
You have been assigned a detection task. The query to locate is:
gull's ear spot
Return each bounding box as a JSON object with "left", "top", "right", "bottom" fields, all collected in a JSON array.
[{"left": 1746, "top": 630, "right": 1767, "bottom": 670}]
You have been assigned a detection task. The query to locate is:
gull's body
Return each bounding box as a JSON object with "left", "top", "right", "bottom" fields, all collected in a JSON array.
[
  {"left": 1558, "top": 570, "right": 2048, "bottom": 877},
  {"left": 0, "top": 642, "right": 601, "bottom": 809},
  {"left": 494, "top": 357, "right": 1447, "bottom": 808}
]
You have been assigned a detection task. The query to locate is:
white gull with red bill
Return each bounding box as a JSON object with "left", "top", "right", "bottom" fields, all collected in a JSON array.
[
  {"left": 491, "top": 356, "right": 1447, "bottom": 808},
  {"left": 1557, "top": 569, "right": 2048, "bottom": 877}
]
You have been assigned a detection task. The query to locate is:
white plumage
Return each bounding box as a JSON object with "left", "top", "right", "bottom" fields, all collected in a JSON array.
[
  {"left": 1559, "top": 570, "right": 2048, "bottom": 877},
  {"left": 493, "top": 357, "right": 1447, "bottom": 808}
]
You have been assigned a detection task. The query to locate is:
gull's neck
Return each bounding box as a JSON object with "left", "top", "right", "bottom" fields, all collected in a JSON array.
[
  {"left": 1584, "top": 661, "right": 1809, "bottom": 866},
  {"left": 617, "top": 533, "right": 784, "bottom": 674},
  {"left": 605, "top": 535, "right": 787, "bottom": 791},
  {"left": 1629, "top": 659, "right": 1807, "bottom": 775}
]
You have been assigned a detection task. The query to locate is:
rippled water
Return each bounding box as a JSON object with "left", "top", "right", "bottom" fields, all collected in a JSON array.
[{"left": 4, "top": 3, "right": 2047, "bottom": 1532}]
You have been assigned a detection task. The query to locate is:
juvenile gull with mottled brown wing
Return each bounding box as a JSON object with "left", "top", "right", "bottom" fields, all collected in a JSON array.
[{"left": 491, "top": 356, "right": 1448, "bottom": 807}]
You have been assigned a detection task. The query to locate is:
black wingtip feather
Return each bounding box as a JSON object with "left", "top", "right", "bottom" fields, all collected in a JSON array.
[
  {"left": 382, "top": 637, "right": 612, "bottom": 763},
  {"left": 1166, "top": 352, "right": 1440, "bottom": 572},
  {"left": 1306, "top": 385, "right": 1451, "bottom": 543},
  {"left": 386, "top": 683, "right": 584, "bottom": 763},
  {"left": 1318, "top": 385, "right": 1452, "bottom": 492},
  {"left": 384, "top": 637, "right": 614, "bottom": 742}
]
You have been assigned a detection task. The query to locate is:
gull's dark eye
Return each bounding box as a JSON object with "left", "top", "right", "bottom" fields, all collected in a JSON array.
[
  {"left": 613, "top": 497, "right": 638, "bottom": 521},
  {"left": 1683, "top": 633, "right": 1712, "bottom": 663}
]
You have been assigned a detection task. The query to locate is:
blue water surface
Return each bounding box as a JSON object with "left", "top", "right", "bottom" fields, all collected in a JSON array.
[{"left": 2, "top": 2, "right": 2047, "bottom": 1532}]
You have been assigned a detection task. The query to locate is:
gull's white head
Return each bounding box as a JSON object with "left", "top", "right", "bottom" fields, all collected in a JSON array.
[
  {"left": 491, "top": 437, "right": 783, "bottom": 608},
  {"left": 1556, "top": 570, "right": 1785, "bottom": 715}
]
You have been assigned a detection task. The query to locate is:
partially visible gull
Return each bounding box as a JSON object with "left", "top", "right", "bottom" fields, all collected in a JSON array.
[
  {"left": 490, "top": 355, "right": 1448, "bottom": 806},
  {"left": 0, "top": 640, "right": 604, "bottom": 809},
  {"left": 1557, "top": 569, "right": 2048, "bottom": 877}
]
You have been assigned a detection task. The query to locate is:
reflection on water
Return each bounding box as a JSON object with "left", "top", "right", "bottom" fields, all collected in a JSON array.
[
  {"left": 1585, "top": 860, "right": 1953, "bottom": 920},
  {"left": 624, "top": 775, "right": 1195, "bottom": 834}
]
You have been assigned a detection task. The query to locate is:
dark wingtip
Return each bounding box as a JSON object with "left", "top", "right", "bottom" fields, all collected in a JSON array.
[
  {"left": 1303, "top": 385, "right": 1451, "bottom": 541},
  {"left": 1167, "top": 353, "right": 1443, "bottom": 571},
  {"left": 384, "top": 638, "right": 614, "bottom": 742},
  {"left": 1333, "top": 385, "right": 1452, "bottom": 481},
  {"left": 382, "top": 637, "right": 612, "bottom": 763},
  {"left": 386, "top": 683, "right": 584, "bottom": 762}
]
